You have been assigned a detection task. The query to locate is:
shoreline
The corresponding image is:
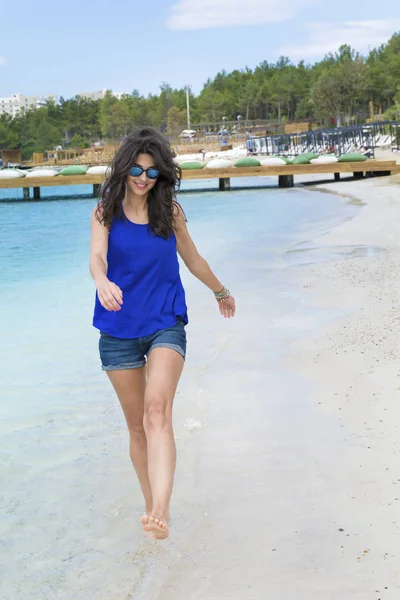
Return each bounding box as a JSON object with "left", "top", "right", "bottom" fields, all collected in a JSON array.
[
  {"left": 2, "top": 177, "right": 399, "bottom": 599},
  {"left": 137, "top": 175, "right": 400, "bottom": 599}
]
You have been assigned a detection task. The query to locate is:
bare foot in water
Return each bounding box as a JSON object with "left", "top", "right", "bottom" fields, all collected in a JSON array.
[{"left": 142, "top": 515, "right": 169, "bottom": 540}]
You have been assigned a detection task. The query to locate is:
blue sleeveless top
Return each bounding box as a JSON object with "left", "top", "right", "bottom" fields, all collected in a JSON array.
[{"left": 93, "top": 211, "right": 188, "bottom": 338}]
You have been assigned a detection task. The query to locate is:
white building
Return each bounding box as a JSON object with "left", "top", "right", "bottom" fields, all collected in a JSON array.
[
  {"left": 76, "top": 90, "right": 127, "bottom": 101},
  {"left": 0, "top": 92, "right": 58, "bottom": 118}
]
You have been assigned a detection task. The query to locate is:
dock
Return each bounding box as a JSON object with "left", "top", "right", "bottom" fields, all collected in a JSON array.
[{"left": 0, "top": 160, "right": 399, "bottom": 198}]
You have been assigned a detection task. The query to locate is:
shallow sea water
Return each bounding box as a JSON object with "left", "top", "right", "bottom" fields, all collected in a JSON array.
[{"left": 0, "top": 182, "right": 359, "bottom": 599}]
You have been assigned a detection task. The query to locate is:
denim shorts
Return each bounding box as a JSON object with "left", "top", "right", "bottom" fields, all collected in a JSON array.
[{"left": 99, "top": 319, "right": 187, "bottom": 371}]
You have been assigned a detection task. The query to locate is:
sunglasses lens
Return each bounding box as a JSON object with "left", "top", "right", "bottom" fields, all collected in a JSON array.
[
  {"left": 129, "top": 166, "right": 143, "bottom": 177},
  {"left": 147, "top": 169, "right": 160, "bottom": 180}
]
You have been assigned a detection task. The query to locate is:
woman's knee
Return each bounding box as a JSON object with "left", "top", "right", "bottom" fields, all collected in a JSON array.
[
  {"left": 128, "top": 421, "right": 145, "bottom": 437},
  {"left": 144, "top": 394, "right": 172, "bottom": 430}
]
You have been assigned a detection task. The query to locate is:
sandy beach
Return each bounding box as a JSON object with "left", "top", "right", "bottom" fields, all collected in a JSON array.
[
  {"left": 2, "top": 5, "right": 400, "bottom": 596},
  {"left": 2, "top": 170, "right": 400, "bottom": 600},
  {"left": 287, "top": 174, "right": 400, "bottom": 599},
  {"left": 133, "top": 174, "right": 400, "bottom": 599}
]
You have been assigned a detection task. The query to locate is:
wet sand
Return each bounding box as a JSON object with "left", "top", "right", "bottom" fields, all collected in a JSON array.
[
  {"left": 136, "top": 175, "right": 400, "bottom": 599},
  {"left": 2, "top": 176, "right": 399, "bottom": 599}
]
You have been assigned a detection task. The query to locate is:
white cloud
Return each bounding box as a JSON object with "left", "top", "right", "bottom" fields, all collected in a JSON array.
[
  {"left": 0, "top": 56, "right": 7, "bottom": 66},
  {"left": 278, "top": 20, "right": 400, "bottom": 59},
  {"left": 168, "top": 0, "right": 315, "bottom": 30}
]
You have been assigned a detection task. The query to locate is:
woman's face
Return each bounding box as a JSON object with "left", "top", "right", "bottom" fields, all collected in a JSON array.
[{"left": 127, "top": 153, "right": 159, "bottom": 197}]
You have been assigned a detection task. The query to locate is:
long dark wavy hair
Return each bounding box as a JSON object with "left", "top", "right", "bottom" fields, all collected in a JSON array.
[{"left": 96, "top": 127, "right": 182, "bottom": 238}]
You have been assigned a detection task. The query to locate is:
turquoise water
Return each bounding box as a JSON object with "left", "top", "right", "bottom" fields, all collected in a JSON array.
[{"left": 0, "top": 185, "right": 358, "bottom": 598}]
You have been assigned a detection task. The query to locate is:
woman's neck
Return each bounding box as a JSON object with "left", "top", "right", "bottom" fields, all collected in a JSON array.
[{"left": 123, "top": 189, "right": 149, "bottom": 217}]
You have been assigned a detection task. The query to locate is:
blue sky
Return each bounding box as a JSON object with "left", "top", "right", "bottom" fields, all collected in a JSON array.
[{"left": 0, "top": 0, "right": 399, "bottom": 99}]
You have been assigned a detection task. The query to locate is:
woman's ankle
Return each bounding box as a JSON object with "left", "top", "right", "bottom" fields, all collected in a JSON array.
[{"left": 151, "top": 506, "right": 170, "bottom": 522}]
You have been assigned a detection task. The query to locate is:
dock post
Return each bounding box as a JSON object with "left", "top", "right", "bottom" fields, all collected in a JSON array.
[
  {"left": 334, "top": 173, "right": 340, "bottom": 181},
  {"left": 219, "top": 178, "right": 230, "bottom": 191},
  {"left": 278, "top": 175, "right": 294, "bottom": 188},
  {"left": 23, "top": 187, "right": 30, "bottom": 200},
  {"left": 353, "top": 171, "right": 364, "bottom": 180},
  {"left": 93, "top": 183, "right": 101, "bottom": 197},
  {"left": 33, "top": 187, "right": 41, "bottom": 200}
]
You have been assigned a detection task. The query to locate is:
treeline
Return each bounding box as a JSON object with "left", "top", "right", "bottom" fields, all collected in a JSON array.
[{"left": 1, "top": 34, "right": 400, "bottom": 158}]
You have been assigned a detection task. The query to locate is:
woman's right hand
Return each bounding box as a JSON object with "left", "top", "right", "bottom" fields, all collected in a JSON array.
[{"left": 96, "top": 277, "right": 123, "bottom": 311}]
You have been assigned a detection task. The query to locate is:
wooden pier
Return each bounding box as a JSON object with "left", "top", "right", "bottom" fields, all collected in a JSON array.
[{"left": 0, "top": 160, "right": 398, "bottom": 198}]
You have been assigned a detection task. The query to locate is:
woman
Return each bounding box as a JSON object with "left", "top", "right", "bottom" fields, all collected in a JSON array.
[{"left": 90, "top": 127, "right": 236, "bottom": 540}]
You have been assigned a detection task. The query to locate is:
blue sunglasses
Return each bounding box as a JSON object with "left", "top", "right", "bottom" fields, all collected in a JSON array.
[{"left": 129, "top": 165, "right": 160, "bottom": 180}]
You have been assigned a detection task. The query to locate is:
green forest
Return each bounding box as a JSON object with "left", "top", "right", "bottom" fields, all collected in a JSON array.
[{"left": 1, "top": 33, "right": 400, "bottom": 158}]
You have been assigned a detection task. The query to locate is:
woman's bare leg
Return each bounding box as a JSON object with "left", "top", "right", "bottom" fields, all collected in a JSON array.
[
  {"left": 142, "top": 348, "right": 184, "bottom": 540},
  {"left": 106, "top": 368, "right": 153, "bottom": 514}
]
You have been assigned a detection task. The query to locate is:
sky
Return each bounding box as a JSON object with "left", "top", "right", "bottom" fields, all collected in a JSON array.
[{"left": 0, "top": 0, "right": 399, "bottom": 99}]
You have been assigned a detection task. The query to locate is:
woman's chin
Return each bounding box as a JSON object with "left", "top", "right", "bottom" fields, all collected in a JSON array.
[{"left": 130, "top": 183, "right": 149, "bottom": 195}]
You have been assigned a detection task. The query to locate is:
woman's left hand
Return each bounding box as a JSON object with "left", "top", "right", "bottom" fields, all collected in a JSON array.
[{"left": 217, "top": 294, "right": 236, "bottom": 319}]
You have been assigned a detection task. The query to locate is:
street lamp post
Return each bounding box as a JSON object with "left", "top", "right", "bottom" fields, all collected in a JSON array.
[{"left": 185, "top": 85, "right": 191, "bottom": 129}]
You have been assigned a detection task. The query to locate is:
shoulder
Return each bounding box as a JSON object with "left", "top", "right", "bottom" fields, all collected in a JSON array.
[
  {"left": 172, "top": 201, "right": 187, "bottom": 227},
  {"left": 91, "top": 203, "right": 111, "bottom": 232},
  {"left": 92, "top": 202, "right": 103, "bottom": 220}
]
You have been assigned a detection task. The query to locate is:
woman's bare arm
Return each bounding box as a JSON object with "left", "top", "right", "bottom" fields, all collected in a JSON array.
[{"left": 89, "top": 207, "right": 123, "bottom": 311}]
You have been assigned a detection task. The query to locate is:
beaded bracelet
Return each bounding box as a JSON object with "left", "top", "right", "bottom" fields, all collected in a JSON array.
[
  {"left": 214, "top": 286, "right": 228, "bottom": 298},
  {"left": 214, "top": 287, "right": 230, "bottom": 302}
]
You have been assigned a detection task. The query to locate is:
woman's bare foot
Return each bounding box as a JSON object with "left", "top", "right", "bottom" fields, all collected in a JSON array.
[
  {"left": 143, "top": 515, "right": 169, "bottom": 540},
  {"left": 140, "top": 503, "right": 152, "bottom": 526},
  {"left": 140, "top": 513, "right": 149, "bottom": 527},
  {"left": 140, "top": 506, "right": 170, "bottom": 537}
]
